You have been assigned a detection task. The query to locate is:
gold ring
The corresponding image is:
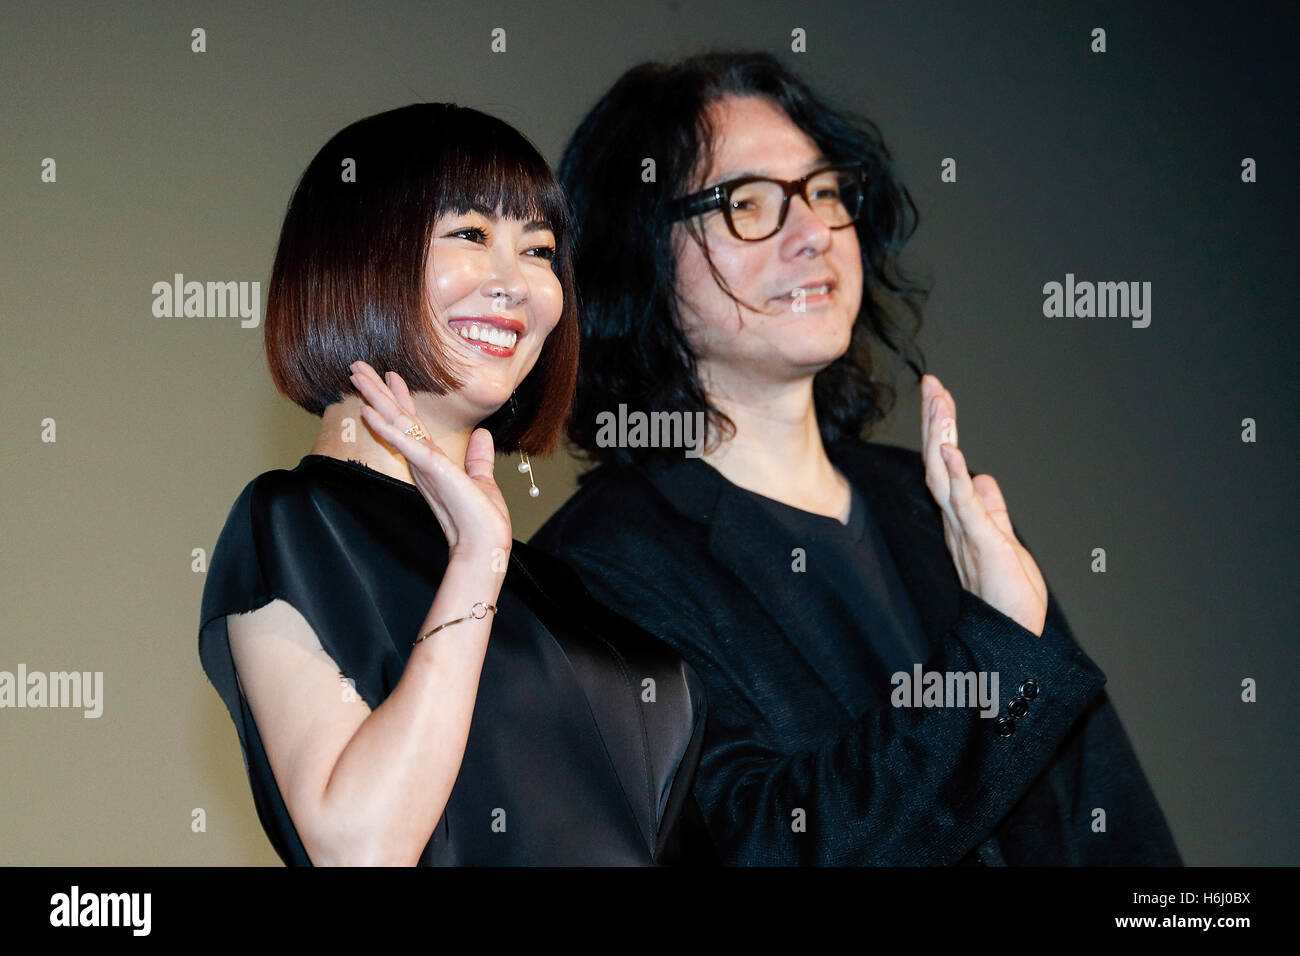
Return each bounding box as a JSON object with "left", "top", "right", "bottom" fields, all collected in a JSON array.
[{"left": 403, "top": 424, "right": 427, "bottom": 441}]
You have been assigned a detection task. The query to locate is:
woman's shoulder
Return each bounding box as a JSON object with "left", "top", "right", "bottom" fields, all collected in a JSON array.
[
  {"left": 229, "top": 456, "right": 369, "bottom": 522},
  {"left": 215, "top": 455, "right": 419, "bottom": 543},
  {"left": 201, "top": 457, "right": 399, "bottom": 620}
]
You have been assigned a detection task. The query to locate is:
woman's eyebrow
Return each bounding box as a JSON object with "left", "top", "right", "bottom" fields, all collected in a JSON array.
[{"left": 456, "top": 204, "right": 552, "bottom": 233}]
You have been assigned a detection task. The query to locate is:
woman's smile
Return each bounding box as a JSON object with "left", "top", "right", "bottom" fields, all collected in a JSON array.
[{"left": 447, "top": 315, "right": 524, "bottom": 356}]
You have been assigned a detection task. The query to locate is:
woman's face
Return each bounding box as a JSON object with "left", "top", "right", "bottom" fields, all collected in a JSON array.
[
  {"left": 672, "top": 95, "right": 864, "bottom": 397},
  {"left": 423, "top": 205, "right": 563, "bottom": 421}
]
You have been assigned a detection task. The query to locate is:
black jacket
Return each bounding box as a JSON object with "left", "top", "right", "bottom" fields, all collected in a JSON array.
[{"left": 531, "top": 438, "right": 1182, "bottom": 865}]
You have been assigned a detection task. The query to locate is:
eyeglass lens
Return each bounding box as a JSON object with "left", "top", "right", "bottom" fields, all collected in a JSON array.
[{"left": 726, "top": 168, "right": 862, "bottom": 239}]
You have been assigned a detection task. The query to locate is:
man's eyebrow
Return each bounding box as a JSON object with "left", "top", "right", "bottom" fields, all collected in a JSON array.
[{"left": 706, "top": 155, "right": 830, "bottom": 185}]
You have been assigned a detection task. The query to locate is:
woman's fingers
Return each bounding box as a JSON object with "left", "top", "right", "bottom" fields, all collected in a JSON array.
[
  {"left": 357, "top": 403, "right": 449, "bottom": 469},
  {"left": 349, "top": 362, "right": 406, "bottom": 423},
  {"left": 349, "top": 366, "right": 439, "bottom": 455},
  {"left": 385, "top": 369, "right": 419, "bottom": 418},
  {"left": 463, "top": 428, "right": 497, "bottom": 482}
]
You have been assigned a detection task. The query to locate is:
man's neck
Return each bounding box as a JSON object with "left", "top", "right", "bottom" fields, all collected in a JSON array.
[{"left": 701, "top": 379, "right": 852, "bottom": 522}]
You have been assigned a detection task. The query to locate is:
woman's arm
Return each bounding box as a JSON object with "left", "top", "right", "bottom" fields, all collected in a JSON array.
[
  {"left": 228, "top": 361, "right": 513, "bottom": 866},
  {"left": 228, "top": 544, "right": 503, "bottom": 866}
]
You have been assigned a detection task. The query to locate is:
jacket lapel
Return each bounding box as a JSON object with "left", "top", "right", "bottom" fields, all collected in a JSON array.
[
  {"left": 826, "top": 441, "right": 964, "bottom": 655},
  {"left": 643, "top": 440, "right": 964, "bottom": 716}
]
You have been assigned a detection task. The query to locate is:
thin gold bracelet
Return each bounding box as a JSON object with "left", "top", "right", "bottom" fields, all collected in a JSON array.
[{"left": 413, "top": 602, "right": 497, "bottom": 646}]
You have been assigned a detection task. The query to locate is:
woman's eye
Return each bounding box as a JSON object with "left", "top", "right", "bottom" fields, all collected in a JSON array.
[
  {"left": 451, "top": 227, "right": 488, "bottom": 243},
  {"left": 525, "top": 245, "right": 556, "bottom": 261}
]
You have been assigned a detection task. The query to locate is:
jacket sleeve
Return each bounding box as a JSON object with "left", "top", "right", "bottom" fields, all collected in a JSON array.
[
  {"left": 1012, "top": 687, "right": 1183, "bottom": 865},
  {"left": 560, "top": 547, "right": 1108, "bottom": 865}
]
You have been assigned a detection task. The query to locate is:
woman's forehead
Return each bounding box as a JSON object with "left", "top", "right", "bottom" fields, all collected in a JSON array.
[{"left": 442, "top": 202, "right": 554, "bottom": 231}]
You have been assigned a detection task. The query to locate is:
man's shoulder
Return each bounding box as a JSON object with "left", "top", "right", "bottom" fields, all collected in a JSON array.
[
  {"left": 831, "top": 437, "right": 928, "bottom": 489},
  {"left": 531, "top": 460, "right": 690, "bottom": 558}
]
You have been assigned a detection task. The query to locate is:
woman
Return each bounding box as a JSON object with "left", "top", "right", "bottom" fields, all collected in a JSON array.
[
  {"left": 198, "top": 103, "right": 712, "bottom": 866},
  {"left": 531, "top": 53, "right": 1182, "bottom": 865}
]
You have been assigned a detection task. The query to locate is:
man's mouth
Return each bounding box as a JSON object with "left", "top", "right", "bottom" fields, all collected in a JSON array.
[
  {"left": 447, "top": 316, "right": 523, "bottom": 355},
  {"left": 774, "top": 278, "right": 836, "bottom": 302}
]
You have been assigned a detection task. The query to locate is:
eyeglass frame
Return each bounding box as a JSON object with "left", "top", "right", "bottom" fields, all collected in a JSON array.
[{"left": 668, "top": 161, "right": 868, "bottom": 242}]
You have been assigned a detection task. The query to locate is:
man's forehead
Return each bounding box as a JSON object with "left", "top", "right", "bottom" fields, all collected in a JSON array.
[{"left": 702, "top": 98, "right": 824, "bottom": 182}]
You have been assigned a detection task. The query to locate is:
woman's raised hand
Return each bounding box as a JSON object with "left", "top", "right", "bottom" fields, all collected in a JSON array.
[
  {"left": 348, "top": 360, "right": 512, "bottom": 560},
  {"left": 921, "top": 374, "right": 1048, "bottom": 637}
]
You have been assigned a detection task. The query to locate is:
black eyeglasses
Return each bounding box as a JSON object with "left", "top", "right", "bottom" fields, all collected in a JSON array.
[{"left": 669, "top": 162, "right": 867, "bottom": 241}]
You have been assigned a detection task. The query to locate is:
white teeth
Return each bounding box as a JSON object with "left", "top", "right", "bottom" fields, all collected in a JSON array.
[
  {"left": 455, "top": 324, "right": 517, "bottom": 348},
  {"left": 789, "top": 284, "right": 830, "bottom": 297}
]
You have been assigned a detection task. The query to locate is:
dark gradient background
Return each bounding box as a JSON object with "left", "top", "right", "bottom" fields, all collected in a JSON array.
[{"left": 1, "top": 0, "right": 1295, "bottom": 864}]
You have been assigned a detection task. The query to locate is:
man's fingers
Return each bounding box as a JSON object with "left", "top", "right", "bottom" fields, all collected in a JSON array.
[
  {"left": 941, "top": 442, "right": 987, "bottom": 536},
  {"left": 924, "top": 389, "right": 951, "bottom": 505},
  {"left": 972, "top": 473, "right": 1016, "bottom": 539},
  {"left": 921, "top": 375, "right": 937, "bottom": 451}
]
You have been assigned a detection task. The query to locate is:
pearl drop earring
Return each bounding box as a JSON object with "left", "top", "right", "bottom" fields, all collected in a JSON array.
[
  {"left": 507, "top": 392, "right": 539, "bottom": 497},
  {"left": 518, "top": 451, "right": 539, "bottom": 497}
]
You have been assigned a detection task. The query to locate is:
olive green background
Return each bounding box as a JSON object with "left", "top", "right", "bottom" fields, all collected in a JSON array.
[{"left": 1, "top": 0, "right": 1295, "bottom": 865}]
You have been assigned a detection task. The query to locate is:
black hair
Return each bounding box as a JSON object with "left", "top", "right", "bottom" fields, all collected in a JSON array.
[
  {"left": 266, "top": 102, "right": 579, "bottom": 455},
  {"left": 557, "top": 51, "right": 929, "bottom": 467}
]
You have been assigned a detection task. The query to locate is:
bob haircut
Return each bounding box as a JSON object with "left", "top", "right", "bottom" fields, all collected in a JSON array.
[
  {"left": 265, "top": 102, "right": 579, "bottom": 456},
  {"left": 557, "top": 51, "right": 929, "bottom": 467}
]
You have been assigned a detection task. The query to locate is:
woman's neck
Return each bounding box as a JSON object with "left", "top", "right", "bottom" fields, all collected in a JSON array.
[
  {"left": 700, "top": 377, "right": 852, "bottom": 522},
  {"left": 309, "top": 395, "right": 472, "bottom": 486}
]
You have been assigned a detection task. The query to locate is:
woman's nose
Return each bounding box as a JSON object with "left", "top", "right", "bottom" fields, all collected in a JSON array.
[{"left": 482, "top": 258, "right": 528, "bottom": 305}]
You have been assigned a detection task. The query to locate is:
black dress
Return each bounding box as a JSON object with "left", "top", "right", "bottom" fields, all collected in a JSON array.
[{"left": 198, "top": 454, "right": 712, "bottom": 865}]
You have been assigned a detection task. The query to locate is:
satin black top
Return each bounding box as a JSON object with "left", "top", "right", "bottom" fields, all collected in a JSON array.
[{"left": 198, "top": 455, "right": 710, "bottom": 865}]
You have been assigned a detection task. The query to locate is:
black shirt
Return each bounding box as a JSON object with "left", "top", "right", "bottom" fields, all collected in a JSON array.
[
  {"left": 198, "top": 454, "right": 709, "bottom": 865},
  {"left": 734, "top": 481, "right": 931, "bottom": 710}
]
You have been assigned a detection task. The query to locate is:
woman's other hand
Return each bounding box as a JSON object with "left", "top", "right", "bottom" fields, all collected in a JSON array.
[
  {"left": 348, "top": 360, "right": 512, "bottom": 560},
  {"left": 921, "top": 374, "right": 1048, "bottom": 637}
]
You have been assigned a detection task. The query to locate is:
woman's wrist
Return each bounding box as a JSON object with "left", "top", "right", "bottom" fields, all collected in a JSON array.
[{"left": 446, "top": 540, "right": 511, "bottom": 571}]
